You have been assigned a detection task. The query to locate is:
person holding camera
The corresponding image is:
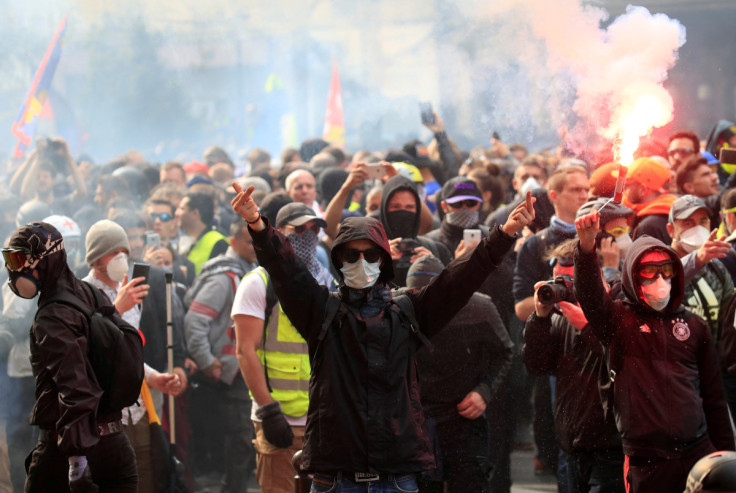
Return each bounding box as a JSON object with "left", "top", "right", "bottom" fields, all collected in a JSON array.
[
  {"left": 574, "top": 208, "right": 734, "bottom": 493},
  {"left": 522, "top": 239, "right": 625, "bottom": 493}
]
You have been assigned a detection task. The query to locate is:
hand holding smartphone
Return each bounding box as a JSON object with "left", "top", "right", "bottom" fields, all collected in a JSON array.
[
  {"left": 463, "top": 229, "right": 481, "bottom": 245},
  {"left": 419, "top": 101, "right": 435, "bottom": 125}
]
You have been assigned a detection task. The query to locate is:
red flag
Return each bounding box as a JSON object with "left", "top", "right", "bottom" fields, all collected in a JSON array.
[
  {"left": 11, "top": 14, "right": 68, "bottom": 159},
  {"left": 322, "top": 59, "right": 345, "bottom": 147}
]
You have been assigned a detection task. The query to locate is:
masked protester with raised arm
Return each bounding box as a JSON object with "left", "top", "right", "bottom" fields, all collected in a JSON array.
[
  {"left": 573, "top": 209, "right": 734, "bottom": 493},
  {"left": 231, "top": 183, "right": 534, "bottom": 493}
]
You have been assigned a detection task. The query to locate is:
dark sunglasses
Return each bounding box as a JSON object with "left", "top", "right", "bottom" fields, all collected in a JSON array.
[
  {"left": 447, "top": 199, "right": 481, "bottom": 208},
  {"left": 637, "top": 262, "right": 675, "bottom": 280},
  {"left": 550, "top": 256, "right": 574, "bottom": 268},
  {"left": 292, "top": 222, "right": 321, "bottom": 235},
  {"left": 342, "top": 248, "right": 382, "bottom": 264},
  {"left": 150, "top": 212, "right": 174, "bottom": 222},
  {"left": 2, "top": 248, "right": 30, "bottom": 272}
]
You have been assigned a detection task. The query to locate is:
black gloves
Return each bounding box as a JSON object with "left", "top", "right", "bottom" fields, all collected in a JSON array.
[
  {"left": 68, "top": 456, "right": 99, "bottom": 493},
  {"left": 256, "top": 401, "right": 294, "bottom": 449}
]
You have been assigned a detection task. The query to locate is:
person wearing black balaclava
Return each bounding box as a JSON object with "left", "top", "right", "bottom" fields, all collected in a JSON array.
[
  {"left": 378, "top": 175, "right": 451, "bottom": 286},
  {"left": 2, "top": 222, "right": 138, "bottom": 492},
  {"left": 231, "top": 182, "right": 535, "bottom": 493}
]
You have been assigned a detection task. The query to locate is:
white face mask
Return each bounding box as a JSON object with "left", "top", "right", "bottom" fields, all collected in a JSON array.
[
  {"left": 640, "top": 275, "right": 671, "bottom": 312},
  {"left": 614, "top": 233, "right": 633, "bottom": 257},
  {"left": 679, "top": 225, "right": 710, "bottom": 253},
  {"left": 106, "top": 252, "right": 129, "bottom": 282},
  {"left": 520, "top": 177, "right": 542, "bottom": 196},
  {"left": 340, "top": 259, "right": 381, "bottom": 289}
]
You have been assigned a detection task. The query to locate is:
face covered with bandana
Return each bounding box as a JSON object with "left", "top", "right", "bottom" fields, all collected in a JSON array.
[
  {"left": 636, "top": 250, "right": 675, "bottom": 312},
  {"left": 3, "top": 223, "right": 64, "bottom": 299},
  {"left": 338, "top": 239, "right": 383, "bottom": 289}
]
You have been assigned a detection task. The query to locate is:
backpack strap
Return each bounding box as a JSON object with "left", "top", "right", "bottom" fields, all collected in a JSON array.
[
  {"left": 318, "top": 292, "right": 346, "bottom": 342},
  {"left": 390, "top": 294, "right": 433, "bottom": 350},
  {"left": 37, "top": 290, "right": 93, "bottom": 321}
]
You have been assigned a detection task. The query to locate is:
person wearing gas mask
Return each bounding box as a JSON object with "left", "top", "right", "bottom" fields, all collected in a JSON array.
[
  {"left": 82, "top": 219, "right": 183, "bottom": 493},
  {"left": 3, "top": 222, "right": 138, "bottom": 492},
  {"left": 231, "top": 183, "right": 535, "bottom": 493},
  {"left": 574, "top": 208, "right": 734, "bottom": 493},
  {"left": 575, "top": 198, "right": 634, "bottom": 282},
  {"left": 232, "top": 202, "right": 336, "bottom": 493}
]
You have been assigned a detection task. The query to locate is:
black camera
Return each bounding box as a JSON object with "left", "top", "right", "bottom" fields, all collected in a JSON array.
[
  {"left": 537, "top": 275, "right": 575, "bottom": 305},
  {"left": 396, "top": 238, "right": 418, "bottom": 269}
]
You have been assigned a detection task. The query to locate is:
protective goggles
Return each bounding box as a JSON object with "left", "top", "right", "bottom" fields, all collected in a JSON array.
[
  {"left": 723, "top": 206, "right": 736, "bottom": 215},
  {"left": 447, "top": 199, "right": 481, "bottom": 208},
  {"left": 2, "top": 248, "right": 31, "bottom": 272},
  {"left": 342, "top": 248, "right": 382, "bottom": 264},
  {"left": 637, "top": 261, "right": 675, "bottom": 280},
  {"left": 604, "top": 226, "right": 630, "bottom": 237},
  {"left": 150, "top": 212, "right": 174, "bottom": 222}
]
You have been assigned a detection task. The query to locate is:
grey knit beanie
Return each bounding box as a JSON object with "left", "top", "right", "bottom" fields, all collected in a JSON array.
[
  {"left": 85, "top": 219, "right": 130, "bottom": 266},
  {"left": 406, "top": 255, "right": 445, "bottom": 289}
]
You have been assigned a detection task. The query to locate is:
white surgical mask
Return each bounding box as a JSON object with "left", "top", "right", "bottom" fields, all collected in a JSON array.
[
  {"left": 640, "top": 276, "right": 671, "bottom": 312},
  {"left": 340, "top": 259, "right": 381, "bottom": 289},
  {"left": 679, "top": 225, "right": 710, "bottom": 253},
  {"left": 614, "top": 233, "right": 633, "bottom": 257},
  {"left": 106, "top": 252, "right": 129, "bottom": 282},
  {"left": 520, "top": 177, "right": 542, "bottom": 196}
]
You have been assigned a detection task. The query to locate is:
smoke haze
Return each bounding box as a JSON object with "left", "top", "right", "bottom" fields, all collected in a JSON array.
[{"left": 0, "top": 1, "right": 698, "bottom": 165}]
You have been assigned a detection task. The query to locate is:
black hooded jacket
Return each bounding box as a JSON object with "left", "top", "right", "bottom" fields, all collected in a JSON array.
[
  {"left": 574, "top": 235, "right": 734, "bottom": 457},
  {"left": 379, "top": 175, "right": 451, "bottom": 286},
  {"left": 249, "top": 215, "right": 516, "bottom": 474},
  {"left": 11, "top": 224, "right": 113, "bottom": 456}
]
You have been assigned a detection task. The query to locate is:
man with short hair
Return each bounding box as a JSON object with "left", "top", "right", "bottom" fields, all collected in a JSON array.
[
  {"left": 232, "top": 203, "right": 333, "bottom": 493},
  {"left": 676, "top": 157, "right": 720, "bottom": 198},
  {"left": 575, "top": 208, "right": 734, "bottom": 493},
  {"left": 667, "top": 130, "right": 700, "bottom": 172},
  {"left": 285, "top": 169, "right": 318, "bottom": 210},
  {"left": 160, "top": 161, "right": 187, "bottom": 189},
  {"left": 623, "top": 157, "right": 678, "bottom": 244},
  {"left": 185, "top": 219, "right": 258, "bottom": 492},
  {"left": 176, "top": 191, "right": 230, "bottom": 274}
]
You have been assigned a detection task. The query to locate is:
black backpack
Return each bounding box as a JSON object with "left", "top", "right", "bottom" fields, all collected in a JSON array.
[{"left": 37, "top": 282, "right": 144, "bottom": 413}]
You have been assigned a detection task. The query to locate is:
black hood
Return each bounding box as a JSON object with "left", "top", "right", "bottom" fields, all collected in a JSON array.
[
  {"left": 620, "top": 235, "right": 684, "bottom": 314},
  {"left": 379, "top": 175, "right": 421, "bottom": 240},
  {"left": 705, "top": 119, "right": 736, "bottom": 156},
  {"left": 7, "top": 222, "right": 78, "bottom": 302},
  {"left": 331, "top": 216, "right": 394, "bottom": 283}
]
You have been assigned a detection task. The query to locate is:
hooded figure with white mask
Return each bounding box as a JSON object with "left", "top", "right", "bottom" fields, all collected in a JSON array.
[
  {"left": 574, "top": 209, "right": 734, "bottom": 493},
  {"left": 575, "top": 198, "right": 634, "bottom": 282},
  {"left": 231, "top": 183, "right": 535, "bottom": 492}
]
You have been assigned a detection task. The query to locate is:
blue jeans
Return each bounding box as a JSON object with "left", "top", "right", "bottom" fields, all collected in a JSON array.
[{"left": 310, "top": 473, "right": 418, "bottom": 492}]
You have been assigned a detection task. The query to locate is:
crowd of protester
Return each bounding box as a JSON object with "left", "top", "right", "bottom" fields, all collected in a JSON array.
[{"left": 2, "top": 112, "right": 736, "bottom": 493}]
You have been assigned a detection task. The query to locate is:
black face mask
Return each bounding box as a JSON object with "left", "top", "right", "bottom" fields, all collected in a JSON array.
[{"left": 386, "top": 210, "right": 416, "bottom": 239}]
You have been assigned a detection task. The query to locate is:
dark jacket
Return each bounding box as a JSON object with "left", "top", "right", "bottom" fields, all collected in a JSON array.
[
  {"left": 249, "top": 215, "right": 516, "bottom": 474},
  {"left": 28, "top": 234, "right": 114, "bottom": 456},
  {"left": 139, "top": 264, "right": 187, "bottom": 372},
  {"left": 379, "top": 175, "right": 452, "bottom": 285},
  {"left": 415, "top": 291, "right": 512, "bottom": 417},
  {"left": 573, "top": 235, "right": 734, "bottom": 457},
  {"left": 523, "top": 312, "right": 622, "bottom": 455}
]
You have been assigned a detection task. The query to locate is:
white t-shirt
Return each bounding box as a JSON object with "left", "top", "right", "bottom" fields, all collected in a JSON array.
[{"left": 231, "top": 270, "right": 307, "bottom": 426}]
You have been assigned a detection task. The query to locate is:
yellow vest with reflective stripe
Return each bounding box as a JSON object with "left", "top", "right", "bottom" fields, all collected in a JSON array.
[
  {"left": 248, "top": 267, "right": 310, "bottom": 418},
  {"left": 188, "top": 230, "right": 229, "bottom": 275}
]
